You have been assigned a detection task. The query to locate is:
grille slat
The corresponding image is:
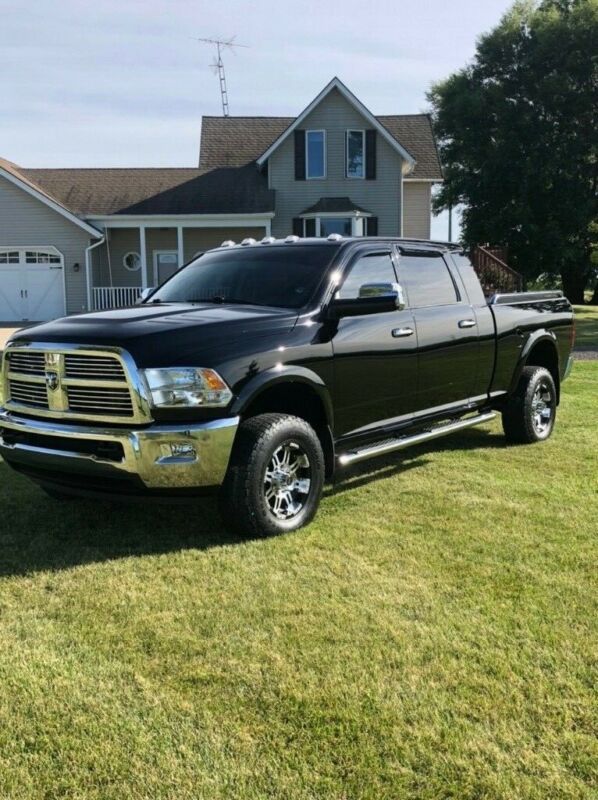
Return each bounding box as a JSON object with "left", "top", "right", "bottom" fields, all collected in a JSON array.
[
  {"left": 5, "top": 349, "right": 137, "bottom": 420},
  {"left": 8, "top": 379, "right": 49, "bottom": 408}
]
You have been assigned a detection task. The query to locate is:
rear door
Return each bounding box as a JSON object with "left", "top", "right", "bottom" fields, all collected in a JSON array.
[
  {"left": 397, "top": 249, "right": 480, "bottom": 414},
  {"left": 331, "top": 247, "right": 418, "bottom": 438}
]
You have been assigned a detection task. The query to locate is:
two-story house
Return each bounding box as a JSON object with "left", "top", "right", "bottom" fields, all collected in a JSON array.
[{"left": 0, "top": 77, "right": 442, "bottom": 323}]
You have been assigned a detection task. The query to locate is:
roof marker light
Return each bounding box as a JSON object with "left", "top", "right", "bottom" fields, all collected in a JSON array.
[
  {"left": 220, "top": 240, "right": 235, "bottom": 247},
  {"left": 284, "top": 235, "right": 300, "bottom": 243},
  {"left": 261, "top": 236, "right": 276, "bottom": 244},
  {"left": 327, "top": 233, "right": 343, "bottom": 242},
  {"left": 241, "top": 238, "right": 257, "bottom": 246}
]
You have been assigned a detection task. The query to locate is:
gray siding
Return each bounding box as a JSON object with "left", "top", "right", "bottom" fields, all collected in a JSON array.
[
  {"left": 402, "top": 182, "right": 432, "bottom": 239},
  {"left": 268, "top": 87, "right": 404, "bottom": 237},
  {"left": 0, "top": 175, "right": 94, "bottom": 313}
]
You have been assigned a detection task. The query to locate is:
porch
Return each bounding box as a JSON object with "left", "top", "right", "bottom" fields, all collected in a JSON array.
[{"left": 86, "top": 217, "right": 272, "bottom": 310}]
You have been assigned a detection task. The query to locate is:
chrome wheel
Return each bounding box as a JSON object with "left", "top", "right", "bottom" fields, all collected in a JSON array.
[
  {"left": 531, "top": 381, "right": 553, "bottom": 435},
  {"left": 264, "top": 440, "right": 312, "bottom": 520}
]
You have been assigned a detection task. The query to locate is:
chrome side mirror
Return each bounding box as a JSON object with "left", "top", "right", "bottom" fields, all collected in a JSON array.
[
  {"left": 138, "top": 287, "right": 155, "bottom": 304},
  {"left": 358, "top": 282, "right": 405, "bottom": 310}
]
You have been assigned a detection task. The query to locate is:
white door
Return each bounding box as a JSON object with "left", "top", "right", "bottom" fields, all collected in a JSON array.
[
  {"left": 153, "top": 251, "right": 179, "bottom": 285},
  {"left": 0, "top": 249, "right": 65, "bottom": 322}
]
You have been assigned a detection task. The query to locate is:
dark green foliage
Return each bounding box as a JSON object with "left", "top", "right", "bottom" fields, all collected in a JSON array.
[{"left": 429, "top": 0, "right": 598, "bottom": 303}]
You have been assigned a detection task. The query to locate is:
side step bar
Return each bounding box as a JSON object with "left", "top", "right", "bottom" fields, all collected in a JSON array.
[{"left": 337, "top": 412, "right": 497, "bottom": 467}]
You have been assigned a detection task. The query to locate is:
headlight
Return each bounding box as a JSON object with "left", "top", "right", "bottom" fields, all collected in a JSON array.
[{"left": 141, "top": 368, "right": 233, "bottom": 408}]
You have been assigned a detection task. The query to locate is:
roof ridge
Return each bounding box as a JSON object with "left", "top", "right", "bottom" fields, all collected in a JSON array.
[{"left": 23, "top": 166, "right": 203, "bottom": 172}]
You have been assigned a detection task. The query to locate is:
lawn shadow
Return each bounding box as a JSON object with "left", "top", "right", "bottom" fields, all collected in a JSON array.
[{"left": 0, "top": 425, "right": 505, "bottom": 577}]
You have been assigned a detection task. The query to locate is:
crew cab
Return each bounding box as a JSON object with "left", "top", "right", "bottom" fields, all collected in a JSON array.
[{"left": 0, "top": 236, "right": 574, "bottom": 535}]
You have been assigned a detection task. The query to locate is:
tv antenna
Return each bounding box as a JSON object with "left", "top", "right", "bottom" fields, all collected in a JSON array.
[{"left": 193, "top": 36, "right": 249, "bottom": 117}]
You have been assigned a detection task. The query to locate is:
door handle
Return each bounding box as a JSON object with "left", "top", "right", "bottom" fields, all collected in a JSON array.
[
  {"left": 458, "top": 319, "right": 476, "bottom": 328},
  {"left": 392, "top": 327, "right": 414, "bottom": 338}
]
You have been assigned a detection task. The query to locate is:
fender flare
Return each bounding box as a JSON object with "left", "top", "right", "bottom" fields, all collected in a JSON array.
[
  {"left": 230, "top": 365, "right": 334, "bottom": 429},
  {"left": 508, "top": 329, "right": 560, "bottom": 396}
]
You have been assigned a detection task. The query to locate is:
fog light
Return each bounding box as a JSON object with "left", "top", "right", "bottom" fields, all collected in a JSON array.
[{"left": 157, "top": 441, "right": 198, "bottom": 465}]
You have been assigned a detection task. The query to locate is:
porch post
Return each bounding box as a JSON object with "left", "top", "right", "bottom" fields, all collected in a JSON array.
[
  {"left": 139, "top": 224, "right": 148, "bottom": 288},
  {"left": 177, "top": 225, "right": 184, "bottom": 267}
]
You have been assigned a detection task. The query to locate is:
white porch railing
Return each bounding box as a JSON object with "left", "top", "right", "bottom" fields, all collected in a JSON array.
[{"left": 92, "top": 286, "right": 142, "bottom": 310}]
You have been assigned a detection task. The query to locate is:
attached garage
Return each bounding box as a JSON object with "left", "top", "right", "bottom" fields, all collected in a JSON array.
[{"left": 0, "top": 248, "right": 66, "bottom": 322}]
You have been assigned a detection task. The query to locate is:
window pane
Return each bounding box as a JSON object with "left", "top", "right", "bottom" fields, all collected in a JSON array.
[
  {"left": 400, "top": 254, "right": 458, "bottom": 307},
  {"left": 347, "top": 130, "right": 364, "bottom": 178},
  {"left": 320, "top": 217, "right": 352, "bottom": 237},
  {"left": 306, "top": 131, "right": 325, "bottom": 178},
  {"left": 305, "top": 218, "right": 316, "bottom": 237},
  {"left": 450, "top": 254, "right": 486, "bottom": 304},
  {"left": 337, "top": 253, "right": 396, "bottom": 299}
]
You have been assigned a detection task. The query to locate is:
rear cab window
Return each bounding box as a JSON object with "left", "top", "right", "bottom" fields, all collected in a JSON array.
[
  {"left": 398, "top": 252, "right": 460, "bottom": 308},
  {"left": 450, "top": 253, "right": 487, "bottom": 305}
]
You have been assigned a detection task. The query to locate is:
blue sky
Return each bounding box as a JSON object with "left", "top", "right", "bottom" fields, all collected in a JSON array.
[{"left": 1, "top": 0, "right": 514, "bottom": 238}]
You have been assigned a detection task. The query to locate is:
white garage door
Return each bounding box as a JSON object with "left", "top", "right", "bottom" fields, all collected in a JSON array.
[{"left": 0, "top": 249, "right": 66, "bottom": 322}]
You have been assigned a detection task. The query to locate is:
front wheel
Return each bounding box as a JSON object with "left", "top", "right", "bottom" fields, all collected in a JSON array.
[
  {"left": 502, "top": 366, "right": 557, "bottom": 444},
  {"left": 219, "top": 413, "right": 325, "bottom": 536}
]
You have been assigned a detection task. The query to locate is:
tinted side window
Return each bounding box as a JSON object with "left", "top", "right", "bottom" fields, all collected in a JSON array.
[
  {"left": 451, "top": 254, "right": 486, "bottom": 305},
  {"left": 399, "top": 254, "right": 458, "bottom": 308},
  {"left": 337, "top": 253, "right": 396, "bottom": 300}
]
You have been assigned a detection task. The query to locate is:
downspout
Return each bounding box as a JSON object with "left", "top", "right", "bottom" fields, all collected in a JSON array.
[{"left": 85, "top": 235, "right": 105, "bottom": 312}]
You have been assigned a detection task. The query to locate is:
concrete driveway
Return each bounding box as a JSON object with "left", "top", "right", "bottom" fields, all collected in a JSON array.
[{"left": 0, "top": 327, "right": 21, "bottom": 351}]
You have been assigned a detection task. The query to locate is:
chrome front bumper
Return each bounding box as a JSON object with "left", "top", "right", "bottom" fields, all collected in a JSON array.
[{"left": 0, "top": 409, "right": 239, "bottom": 491}]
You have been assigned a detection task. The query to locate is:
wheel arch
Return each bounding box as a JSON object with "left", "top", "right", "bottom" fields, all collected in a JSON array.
[
  {"left": 511, "top": 331, "right": 561, "bottom": 402},
  {"left": 230, "top": 367, "right": 335, "bottom": 478}
]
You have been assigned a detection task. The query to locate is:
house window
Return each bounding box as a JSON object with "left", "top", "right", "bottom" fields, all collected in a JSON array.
[
  {"left": 25, "top": 251, "right": 60, "bottom": 263},
  {"left": 346, "top": 130, "right": 365, "bottom": 178},
  {"left": 123, "top": 251, "right": 141, "bottom": 271},
  {"left": 306, "top": 130, "right": 326, "bottom": 179},
  {"left": 320, "top": 217, "right": 352, "bottom": 237},
  {"left": 0, "top": 251, "right": 19, "bottom": 263}
]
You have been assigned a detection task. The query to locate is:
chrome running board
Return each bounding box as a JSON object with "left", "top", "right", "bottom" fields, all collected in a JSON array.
[{"left": 337, "top": 412, "right": 497, "bottom": 467}]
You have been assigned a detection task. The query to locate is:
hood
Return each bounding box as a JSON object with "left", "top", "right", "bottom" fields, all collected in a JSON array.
[{"left": 9, "top": 303, "right": 299, "bottom": 368}]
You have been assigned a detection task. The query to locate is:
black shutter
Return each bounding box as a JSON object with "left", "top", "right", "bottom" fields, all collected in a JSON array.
[
  {"left": 365, "top": 130, "right": 377, "bottom": 180},
  {"left": 292, "top": 217, "right": 303, "bottom": 237},
  {"left": 294, "top": 130, "right": 306, "bottom": 180},
  {"left": 366, "top": 217, "right": 378, "bottom": 236}
]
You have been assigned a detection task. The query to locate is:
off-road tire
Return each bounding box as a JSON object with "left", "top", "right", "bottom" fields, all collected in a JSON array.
[
  {"left": 219, "top": 413, "right": 325, "bottom": 537},
  {"left": 502, "top": 366, "right": 557, "bottom": 444}
]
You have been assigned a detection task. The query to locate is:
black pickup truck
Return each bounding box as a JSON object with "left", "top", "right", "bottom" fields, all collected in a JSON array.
[{"left": 0, "top": 236, "right": 574, "bottom": 535}]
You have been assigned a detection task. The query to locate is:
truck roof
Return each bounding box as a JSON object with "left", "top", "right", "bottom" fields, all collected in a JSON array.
[{"left": 213, "top": 236, "right": 463, "bottom": 254}]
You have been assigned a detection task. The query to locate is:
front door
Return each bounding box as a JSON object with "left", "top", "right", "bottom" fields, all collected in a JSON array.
[
  {"left": 397, "top": 250, "right": 480, "bottom": 414},
  {"left": 331, "top": 248, "right": 418, "bottom": 439},
  {"left": 154, "top": 251, "right": 179, "bottom": 286}
]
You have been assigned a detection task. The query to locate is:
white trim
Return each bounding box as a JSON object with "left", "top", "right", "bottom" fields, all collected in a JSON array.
[
  {"left": 88, "top": 213, "right": 274, "bottom": 229},
  {"left": 300, "top": 211, "right": 371, "bottom": 219},
  {"left": 176, "top": 225, "right": 184, "bottom": 270},
  {"left": 85, "top": 236, "right": 105, "bottom": 311},
  {"left": 403, "top": 178, "right": 443, "bottom": 183},
  {"left": 139, "top": 225, "right": 148, "bottom": 289},
  {"left": 256, "top": 77, "right": 416, "bottom": 170},
  {"left": 306, "top": 130, "right": 326, "bottom": 180},
  {"left": 0, "top": 167, "right": 102, "bottom": 238},
  {"left": 399, "top": 177, "right": 404, "bottom": 237},
  {"left": 152, "top": 249, "right": 179, "bottom": 285},
  {"left": 346, "top": 129, "right": 365, "bottom": 179}
]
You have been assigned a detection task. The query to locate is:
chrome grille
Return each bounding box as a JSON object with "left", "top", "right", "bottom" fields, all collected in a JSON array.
[
  {"left": 2, "top": 345, "right": 148, "bottom": 423},
  {"left": 64, "top": 354, "right": 126, "bottom": 381},
  {"left": 67, "top": 386, "right": 133, "bottom": 416},
  {"left": 7, "top": 379, "right": 49, "bottom": 408},
  {"left": 6, "top": 351, "right": 46, "bottom": 376}
]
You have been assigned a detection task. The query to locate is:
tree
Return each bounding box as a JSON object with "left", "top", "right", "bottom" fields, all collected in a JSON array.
[{"left": 429, "top": 0, "right": 598, "bottom": 303}]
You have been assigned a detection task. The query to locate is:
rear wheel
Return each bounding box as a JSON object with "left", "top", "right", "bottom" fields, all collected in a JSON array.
[
  {"left": 220, "top": 413, "right": 325, "bottom": 536},
  {"left": 502, "top": 366, "right": 557, "bottom": 444}
]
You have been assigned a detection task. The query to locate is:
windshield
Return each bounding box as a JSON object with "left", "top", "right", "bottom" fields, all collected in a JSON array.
[{"left": 149, "top": 244, "right": 339, "bottom": 310}]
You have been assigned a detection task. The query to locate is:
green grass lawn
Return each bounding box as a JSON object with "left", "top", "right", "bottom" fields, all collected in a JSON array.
[
  {"left": 573, "top": 304, "right": 598, "bottom": 349},
  {"left": 0, "top": 364, "right": 596, "bottom": 799}
]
